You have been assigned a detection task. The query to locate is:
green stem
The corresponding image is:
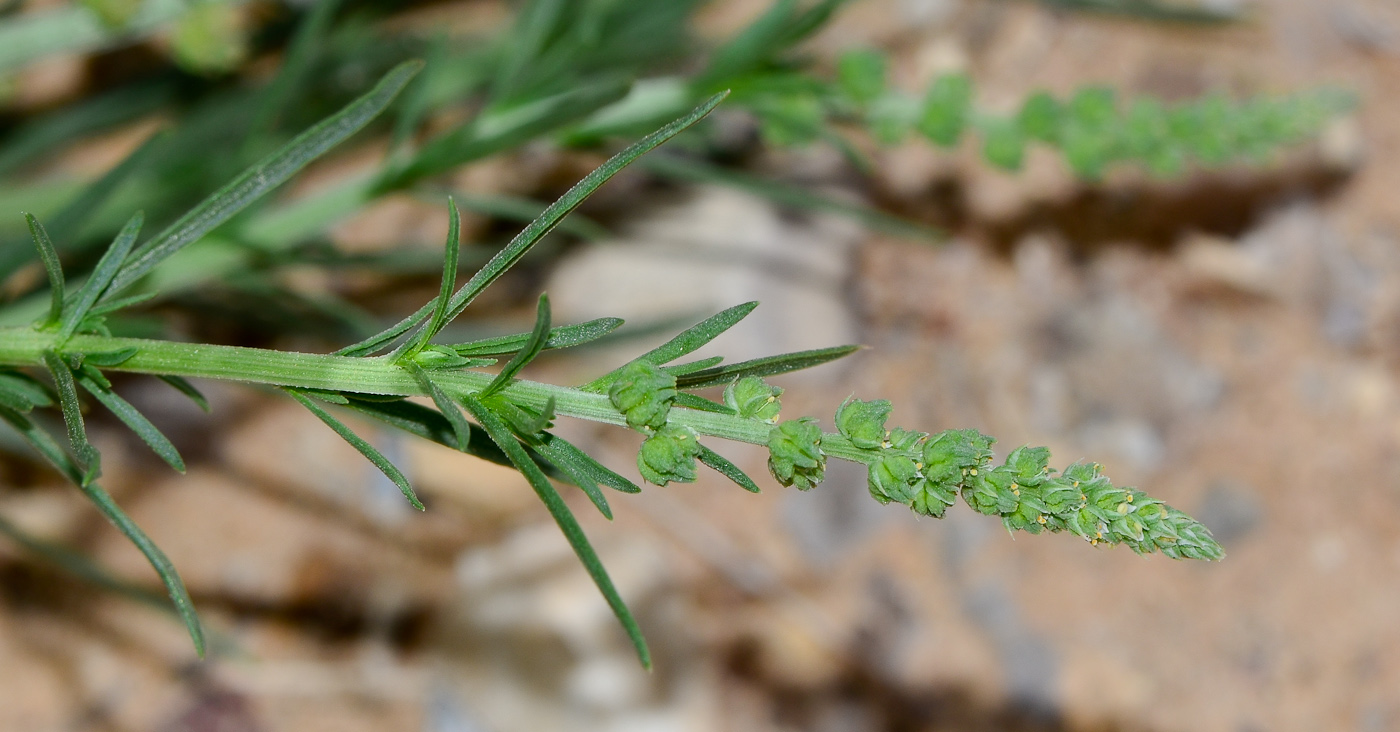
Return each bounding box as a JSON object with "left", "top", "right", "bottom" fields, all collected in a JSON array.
[{"left": 0, "top": 327, "right": 873, "bottom": 464}]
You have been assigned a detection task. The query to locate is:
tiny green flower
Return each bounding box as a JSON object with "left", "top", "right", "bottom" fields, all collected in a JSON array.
[
  {"left": 868, "top": 453, "right": 919, "bottom": 505},
  {"left": 609, "top": 361, "right": 677, "bottom": 431},
  {"left": 638, "top": 424, "right": 702, "bottom": 486},
  {"left": 767, "top": 417, "right": 826, "bottom": 490},
  {"left": 835, "top": 397, "right": 892, "bottom": 450},
  {"left": 724, "top": 376, "right": 783, "bottom": 423}
]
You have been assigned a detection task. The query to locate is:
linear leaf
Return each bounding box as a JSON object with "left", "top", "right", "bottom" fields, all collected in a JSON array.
[
  {"left": 341, "top": 92, "right": 726, "bottom": 358},
  {"left": 453, "top": 316, "right": 623, "bottom": 357},
  {"left": 480, "top": 293, "right": 551, "bottom": 399},
  {"left": 335, "top": 300, "right": 434, "bottom": 357},
  {"left": 0, "top": 371, "right": 53, "bottom": 411},
  {"left": 287, "top": 389, "right": 423, "bottom": 510},
  {"left": 458, "top": 392, "right": 650, "bottom": 668},
  {"left": 158, "top": 375, "right": 209, "bottom": 412},
  {"left": 486, "top": 397, "right": 610, "bottom": 519},
  {"left": 0, "top": 406, "right": 204, "bottom": 656},
  {"left": 76, "top": 371, "right": 184, "bottom": 473},
  {"left": 81, "top": 479, "right": 205, "bottom": 657},
  {"left": 396, "top": 197, "right": 462, "bottom": 360},
  {"left": 376, "top": 78, "right": 631, "bottom": 190},
  {"left": 581, "top": 301, "right": 757, "bottom": 392},
  {"left": 41, "top": 350, "right": 98, "bottom": 484},
  {"left": 698, "top": 444, "right": 762, "bottom": 493},
  {"left": 26, "top": 214, "right": 64, "bottom": 326},
  {"left": 437, "top": 92, "right": 729, "bottom": 329},
  {"left": 674, "top": 392, "right": 736, "bottom": 414},
  {"left": 338, "top": 396, "right": 568, "bottom": 478},
  {"left": 676, "top": 345, "right": 862, "bottom": 389},
  {"left": 662, "top": 356, "right": 723, "bottom": 376},
  {"left": 58, "top": 212, "right": 142, "bottom": 342},
  {"left": 104, "top": 60, "right": 424, "bottom": 297},
  {"left": 403, "top": 361, "right": 472, "bottom": 451},
  {"left": 88, "top": 292, "right": 158, "bottom": 318},
  {"left": 536, "top": 432, "right": 642, "bottom": 494}
]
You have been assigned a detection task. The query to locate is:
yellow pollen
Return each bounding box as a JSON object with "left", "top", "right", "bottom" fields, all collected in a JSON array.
[
  {"left": 1037, "top": 515, "right": 1047, "bottom": 524},
  {"left": 969, "top": 468, "right": 978, "bottom": 476},
  {"left": 915, "top": 462, "right": 924, "bottom": 470},
  {"left": 1073, "top": 481, "right": 1080, "bottom": 488}
]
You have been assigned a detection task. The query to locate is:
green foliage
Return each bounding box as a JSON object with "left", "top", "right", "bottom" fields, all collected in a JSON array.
[{"left": 0, "top": 3, "right": 1230, "bottom": 672}]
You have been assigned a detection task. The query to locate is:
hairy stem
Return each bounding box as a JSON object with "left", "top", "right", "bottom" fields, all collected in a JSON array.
[{"left": 0, "top": 327, "right": 871, "bottom": 464}]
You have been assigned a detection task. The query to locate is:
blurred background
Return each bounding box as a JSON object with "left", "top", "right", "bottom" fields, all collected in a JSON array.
[{"left": 0, "top": 0, "right": 1395, "bottom": 730}]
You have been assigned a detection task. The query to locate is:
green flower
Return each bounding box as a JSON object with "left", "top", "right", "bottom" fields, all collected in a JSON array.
[
  {"left": 609, "top": 361, "right": 677, "bottom": 431},
  {"left": 767, "top": 418, "right": 826, "bottom": 490},
  {"left": 638, "top": 424, "right": 702, "bottom": 486},
  {"left": 835, "top": 397, "right": 892, "bottom": 450},
  {"left": 724, "top": 376, "right": 783, "bottom": 423}
]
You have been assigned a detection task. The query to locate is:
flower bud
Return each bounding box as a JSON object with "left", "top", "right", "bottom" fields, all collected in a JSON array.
[
  {"left": 637, "top": 424, "right": 701, "bottom": 486},
  {"left": 609, "top": 361, "right": 677, "bottom": 431},
  {"left": 767, "top": 418, "right": 826, "bottom": 490},
  {"left": 835, "top": 398, "right": 892, "bottom": 450},
  {"left": 724, "top": 376, "right": 783, "bottom": 423}
]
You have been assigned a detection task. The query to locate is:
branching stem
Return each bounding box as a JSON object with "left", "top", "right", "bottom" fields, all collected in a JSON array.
[{"left": 0, "top": 327, "right": 872, "bottom": 464}]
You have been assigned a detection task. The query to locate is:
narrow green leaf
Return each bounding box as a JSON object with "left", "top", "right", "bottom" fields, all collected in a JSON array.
[
  {"left": 439, "top": 190, "right": 610, "bottom": 241},
  {"left": 662, "top": 356, "right": 723, "bottom": 376},
  {"left": 80, "top": 480, "right": 205, "bottom": 658},
  {"left": 484, "top": 394, "right": 555, "bottom": 443},
  {"left": 0, "top": 371, "right": 53, "bottom": 411},
  {"left": 486, "top": 397, "right": 609, "bottom": 519},
  {"left": 58, "top": 212, "right": 143, "bottom": 342},
  {"left": 0, "top": 404, "right": 82, "bottom": 483},
  {"left": 340, "top": 396, "right": 524, "bottom": 468},
  {"left": 698, "top": 0, "right": 849, "bottom": 88},
  {"left": 26, "top": 214, "right": 64, "bottom": 326},
  {"left": 334, "top": 300, "right": 434, "bottom": 357},
  {"left": 0, "top": 406, "right": 204, "bottom": 657},
  {"left": 698, "top": 444, "right": 762, "bottom": 493},
  {"left": 158, "top": 375, "right": 209, "bottom": 412},
  {"left": 76, "top": 371, "right": 184, "bottom": 473},
  {"left": 87, "top": 291, "right": 157, "bottom": 318},
  {"left": 343, "top": 93, "right": 726, "bottom": 359},
  {"left": 536, "top": 432, "right": 642, "bottom": 494},
  {"left": 480, "top": 293, "right": 551, "bottom": 399},
  {"left": 676, "top": 345, "right": 862, "bottom": 389},
  {"left": 376, "top": 78, "right": 631, "bottom": 191},
  {"left": 453, "top": 316, "right": 624, "bottom": 357},
  {"left": 41, "top": 350, "right": 98, "bottom": 484},
  {"left": 458, "top": 392, "right": 651, "bottom": 669},
  {"left": 582, "top": 302, "right": 757, "bottom": 392},
  {"left": 396, "top": 197, "right": 462, "bottom": 359},
  {"left": 104, "top": 60, "right": 425, "bottom": 297},
  {"left": 436, "top": 92, "right": 729, "bottom": 328},
  {"left": 403, "top": 361, "right": 471, "bottom": 451},
  {"left": 286, "top": 390, "right": 424, "bottom": 510},
  {"left": 674, "top": 392, "right": 736, "bottom": 415},
  {"left": 80, "top": 347, "right": 138, "bottom": 367},
  {"left": 531, "top": 435, "right": 613, "bottom": 519}
]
